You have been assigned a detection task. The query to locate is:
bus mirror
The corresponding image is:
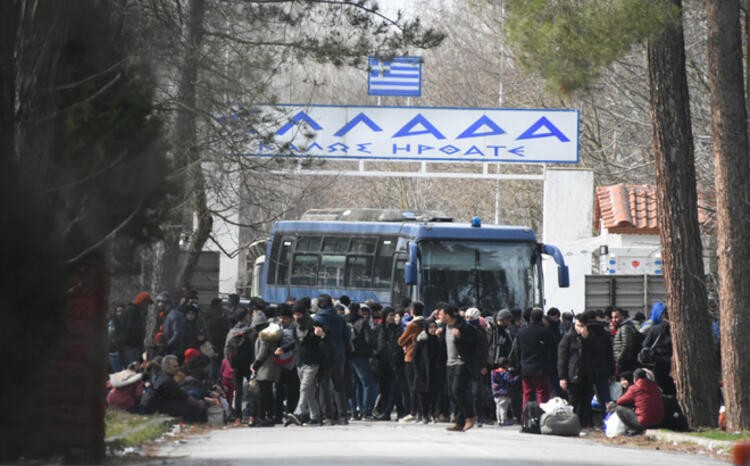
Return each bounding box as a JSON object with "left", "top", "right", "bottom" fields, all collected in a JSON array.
[
  {"left": 558, "top": 265, "right": 570, "bottom": 288},
  {"left": 405, "top": 242, "right": 418, "bottom": 285},
  {"left": 405, "top": 262, "right": 417, "bottom": 285}
]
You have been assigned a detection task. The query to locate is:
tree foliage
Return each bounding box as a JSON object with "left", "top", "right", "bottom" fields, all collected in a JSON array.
[
  {"left": 504, "top": 0, "right": 722, "bottom": 428},
  {"left": 0, "top": 0, "right": 172, "bottom": 460},
  {"left": 505, "top": 0, "right": 679, "bottom": 94},
  {"left": 118, "top": 0, "right": 446, "bottom": 296}
]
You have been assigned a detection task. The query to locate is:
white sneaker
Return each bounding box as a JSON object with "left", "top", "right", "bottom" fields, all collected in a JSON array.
[{"left": 398, "top": 414, "right": 416, "bottom": 423}]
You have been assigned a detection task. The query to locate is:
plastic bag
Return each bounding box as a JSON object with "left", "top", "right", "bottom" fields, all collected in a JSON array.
[
  {"left": 604, "top": 411, "right": 627, "bottom": 438},
  {"left": 540, "top": 397, "right": 574, "bottom": 416}
]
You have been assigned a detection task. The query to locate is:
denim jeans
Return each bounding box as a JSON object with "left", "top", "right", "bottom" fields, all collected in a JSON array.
[
  {"left": 109, "top": 352, "right": 123, "bottom": 373},
  {"left": 351, "top": 357, "right": 377, "bottom": 417},
  {"left": 120, "top": 346, "right": 141, "bottom": 367}
]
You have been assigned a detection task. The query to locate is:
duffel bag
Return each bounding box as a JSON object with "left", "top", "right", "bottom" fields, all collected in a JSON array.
[{"left": 540, "top": 411, "right": 582, "bottom": 436}]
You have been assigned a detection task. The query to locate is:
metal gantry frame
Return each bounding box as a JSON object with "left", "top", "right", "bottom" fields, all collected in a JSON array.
[{"left": 269, "top": 159, "right": 546, "bottom": 181}]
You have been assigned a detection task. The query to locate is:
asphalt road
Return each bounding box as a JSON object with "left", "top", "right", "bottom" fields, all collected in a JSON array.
[{"left": 151, "top": 421, "right": 726, "bottom": 466}]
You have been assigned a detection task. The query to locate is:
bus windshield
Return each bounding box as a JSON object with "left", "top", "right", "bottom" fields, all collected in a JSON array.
[{"left": 419, "top": 240, "right": 540, "bottom": 312}]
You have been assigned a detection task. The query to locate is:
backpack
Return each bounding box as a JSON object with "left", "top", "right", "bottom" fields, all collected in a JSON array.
[
  {"left": 521, "top": 401, "right": 544, "bottom": 434},
  {"left": 227, "top": 331, "right": 252, "bottom": 369},
  {"left": 630, "top": 326, "right": 645, "bottom": 362}
]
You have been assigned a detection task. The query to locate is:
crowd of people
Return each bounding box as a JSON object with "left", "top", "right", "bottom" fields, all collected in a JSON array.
[{"left": 105, "top": 290, "right": 677, "bottom": 434}]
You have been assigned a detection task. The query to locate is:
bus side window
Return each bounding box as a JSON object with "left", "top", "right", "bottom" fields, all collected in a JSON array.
[
  {"left": 319, "top": 254, "right": 345, "bottom": 287},
  {"left": 274, "top": 237, "right": 294, "bottom": 285},
  {"left": 323, "top": 237, "right": 349, "bottom": 253},
  {"left": 290, "top": 254, "right": 318, "bottom": 286},
  {"left": 346, "top": 256, "right": 372, "bottom": 288},
  {"left": 373, "top": 237, "right": 396, "bottom": 289}
]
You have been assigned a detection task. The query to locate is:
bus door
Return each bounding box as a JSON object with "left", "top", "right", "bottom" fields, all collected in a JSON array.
[{"left": 390, "top": 253, "right": 409, "bottom": 307}]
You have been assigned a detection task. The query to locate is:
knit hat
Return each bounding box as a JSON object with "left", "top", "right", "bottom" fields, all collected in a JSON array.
[
  {"left": 155, "top": 291, "right": 171, "bottom": 303},
  {"left": 184, "top": 348, "right": 201, "bottom": 363},
  {"left": 465, "top": 307, "right": 481, "bottom": 320},
  {"left": 496, "top": 309, "right": 512, "bottom": 321},
  {"left": 251, "top": 311, "right": 268, "bottom": 329},
  {"left": 278, "top": 304, "right": 294, "bottom": 319},
  {"left": 133, "top": 291, "right": 153, "bottom": 306},
  {"left": 292, "top": 299, "right": 310, "bottom": 315}
]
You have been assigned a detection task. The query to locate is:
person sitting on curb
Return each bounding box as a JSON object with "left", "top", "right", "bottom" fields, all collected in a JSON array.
[
  {"left": 608, "top": 368, "right": 664, "bottom": 435},
  {"left": 153, "top": 354, "right": 211, "bottom": 423}
]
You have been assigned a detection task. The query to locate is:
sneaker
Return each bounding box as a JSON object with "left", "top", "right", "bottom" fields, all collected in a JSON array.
[
  {"left": 338, "top": 416, "right": 349, "bottom": 425},
  {"left": 303, "top": 418, "right": 322, "bottom": 427},
  {"left": 422, "top": 417, "right": 431, "bottom": 425},
  {"left": 363, "top": 415, "right": 375, "bottom": 422},
  {"left": 260, "top": 418, "right": 275, "bottom": 427},
  {"left": 398, "top": 414, "right": 416, "bottom": 423},
  {"left": 284, "top": 413, "right": 302, "bottom": 427}
]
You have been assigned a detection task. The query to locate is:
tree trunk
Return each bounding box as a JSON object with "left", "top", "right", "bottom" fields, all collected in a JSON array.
[
  {"left": 647, "top": 0, "right": 720, "bottom": 428},
  {"left": 706, "top": 0, "right": 750, "bottom": 431},
  {"left": 172, "top": 0, "right": 210, "bottom": 293}
]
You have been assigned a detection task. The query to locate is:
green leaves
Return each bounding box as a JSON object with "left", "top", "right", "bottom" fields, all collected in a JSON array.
[{"left": 505, "top": 0, "right": 678, "bottom": 94}]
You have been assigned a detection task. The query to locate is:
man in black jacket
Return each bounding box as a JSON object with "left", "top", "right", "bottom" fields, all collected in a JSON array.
[
  {"left": 511, "top": 308, "right": 555, "bottom": 413},
  {"left": 558, "top": 312, "right": 612, "bottom": 428},
  {"left": 121, "top": 291, "right": 153, "bottom": 366},
  {"left": 285, "top": 301, "right": 326, "bottom": 426},
  {"left": 438, "top": 303, "right": 483, "bottom": 432}
]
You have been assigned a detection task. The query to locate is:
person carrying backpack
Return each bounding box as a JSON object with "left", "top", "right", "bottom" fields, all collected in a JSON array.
[{"left": 224, "top": 308, "right": 255, "bottom": 423}]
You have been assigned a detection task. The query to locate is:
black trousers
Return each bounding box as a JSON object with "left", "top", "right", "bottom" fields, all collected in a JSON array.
[
  {"left": 274, "top": 367, "right": 300, "bottom": 420},
  {"left": 447, "top": 364, "right": 475, "bottom": 424},
  {"left": 405, "top": 362, "right": 418, "bottom": 416},
  {"left": 256, "top": 380, "right": 275, "bottom": 421},
  {"left": 568, "top": 375, "right": 594, "bottom": 428},
  {"left": 232, "top": 368, "right": 251, "bottom": 419}
]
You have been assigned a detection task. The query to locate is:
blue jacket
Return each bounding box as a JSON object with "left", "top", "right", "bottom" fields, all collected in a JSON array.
[
  {"left": 163, "top": 307, "right": 186, "bottom": 355},
  {"left": 313, "top": 306, "right": 350, "bottom": 368}
]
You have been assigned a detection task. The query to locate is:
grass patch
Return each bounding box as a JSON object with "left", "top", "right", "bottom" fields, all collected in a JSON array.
[
  {"left": 118, "top": 421, "right": 170, "bottom": 447},
  {"left": 686, "top": 429, "right": 750, "bottom": 442},
  {"left": 105, "top": 409, "right": 171, "bottom": 447}
]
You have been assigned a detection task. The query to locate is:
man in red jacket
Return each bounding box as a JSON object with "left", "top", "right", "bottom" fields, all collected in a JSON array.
[{"left": 612, "top": 368, "right": 664, "bottom": 433}]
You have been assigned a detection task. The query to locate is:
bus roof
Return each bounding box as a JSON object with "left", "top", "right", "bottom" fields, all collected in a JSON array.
[{"left": 270, "top": 220, "right": 538, "bottom": 242}]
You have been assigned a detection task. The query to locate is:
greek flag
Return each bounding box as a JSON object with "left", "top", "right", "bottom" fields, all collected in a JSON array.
[{"left": 368, "top": 56, "right": 422, "bottom": 97}]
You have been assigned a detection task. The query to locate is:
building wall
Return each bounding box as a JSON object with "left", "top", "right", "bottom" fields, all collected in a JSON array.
[{"left": 542, "top": 168, "right": 595, "bottom": 312}]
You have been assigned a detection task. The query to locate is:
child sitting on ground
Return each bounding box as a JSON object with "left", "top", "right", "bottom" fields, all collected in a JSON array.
[{"left": 491, "top": 357, "right": 519, "bottom": 426}]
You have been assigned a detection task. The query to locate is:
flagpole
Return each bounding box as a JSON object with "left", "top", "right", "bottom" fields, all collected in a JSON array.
[{"left": 494, "top": 0, "right": 505, "bottom": 225}]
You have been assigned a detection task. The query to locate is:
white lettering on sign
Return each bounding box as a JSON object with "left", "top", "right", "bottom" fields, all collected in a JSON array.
[{"left": 239, "top": 105, "right": 579, "bottom": 164}]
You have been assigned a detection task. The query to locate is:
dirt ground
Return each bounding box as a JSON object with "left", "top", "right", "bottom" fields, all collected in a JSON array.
[{"left": 593, "top": 430, "right": 732, "bottom": 462}]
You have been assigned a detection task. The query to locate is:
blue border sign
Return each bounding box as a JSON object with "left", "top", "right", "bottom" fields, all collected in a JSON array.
[
  {"left": 368, "top": 56, "right": 422, "bottom": 97},
  {"left": 243, "top": 104, "right": 580, "bottom": 164}
]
